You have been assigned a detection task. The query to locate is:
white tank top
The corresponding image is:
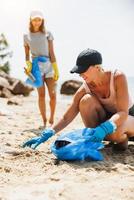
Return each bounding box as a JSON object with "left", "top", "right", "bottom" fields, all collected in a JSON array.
[{"left": 83, "top": 71, "right": 133, "bottom": 113}]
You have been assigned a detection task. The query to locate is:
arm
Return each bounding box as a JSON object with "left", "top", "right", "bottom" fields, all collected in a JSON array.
[
  {"left": 24, "top": 44, "right": 32, "bottom": 74},
  {"left": 23, "top": 85, "right": 86, "bottom": 149},
  {"left": 48, "top": 40, "right": 59, "bottom": 80},
  {"left": 52, "top": 86, "right": 86, "bottom": 133},
  {"left": 109, "top": 72, "right": 129, "bottom": 127},
  {"left": 48, "top": 40, "right": 56, "bottom": 62},
  {"left": 24, "top": 45, "right": 30, "bottom": 61}
]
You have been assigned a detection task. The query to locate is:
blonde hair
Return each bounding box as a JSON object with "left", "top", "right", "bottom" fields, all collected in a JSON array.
[{"left": 29, "top": 19, "right": 46, "bottom": 33}]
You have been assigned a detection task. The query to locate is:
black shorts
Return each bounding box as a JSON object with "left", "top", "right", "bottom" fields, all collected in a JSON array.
[
  {"left": 106, "top": 105, "right": 134, "bottom": 119},
  {"left": 129, "top": 104, "right": 134, "bottom": 116}
]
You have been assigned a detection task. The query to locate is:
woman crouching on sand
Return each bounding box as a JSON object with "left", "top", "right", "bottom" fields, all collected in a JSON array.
[{"left": 23, "top": 49, "right": 134, "bottom": 151}]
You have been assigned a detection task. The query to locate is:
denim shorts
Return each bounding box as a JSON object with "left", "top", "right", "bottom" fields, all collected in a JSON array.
[{"left": 38, "top": 60, "right": 54, "bottom": 78}]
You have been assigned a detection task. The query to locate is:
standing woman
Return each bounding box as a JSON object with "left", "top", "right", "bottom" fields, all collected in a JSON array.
[{"left": 24, "top": 10, "right": 59, "bottom": 127}]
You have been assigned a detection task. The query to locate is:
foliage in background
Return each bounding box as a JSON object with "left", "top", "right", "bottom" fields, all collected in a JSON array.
[{"left": 0, "top": 33, "right": 12, "bottom": 74}]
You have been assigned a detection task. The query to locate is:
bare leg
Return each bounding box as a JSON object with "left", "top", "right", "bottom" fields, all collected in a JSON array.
[
  {"left": 106, "top": 116, "right": 134, "bottom": 150},
  {"left": 79, "top": 94, "right": 107, "bottom": 127},
  {"left": 106, "top": 115, "right": 134, "bottom": 141},
  {"left": 106, "top": 126, "right": 127, "bottom": 142},
  {"left": 79, "top": 94, "right": 134, "bottom": 148},
  {"left": 124, "top": 115, "right": 134, "bottom": 137},
  {"left": 37, "top": 86, "right": 47, "bottom": 126},
  {"left": 45, "top": 78, "right": 56, "bottom": 125}
]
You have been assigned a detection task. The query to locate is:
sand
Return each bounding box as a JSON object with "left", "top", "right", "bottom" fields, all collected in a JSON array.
[{"left": 0, "top": 94, "right": 134, "bottom": 200}]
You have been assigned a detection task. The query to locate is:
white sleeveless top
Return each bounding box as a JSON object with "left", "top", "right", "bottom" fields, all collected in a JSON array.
[{"left": 83, "top": 71, "right": 133, "bottom": 113}]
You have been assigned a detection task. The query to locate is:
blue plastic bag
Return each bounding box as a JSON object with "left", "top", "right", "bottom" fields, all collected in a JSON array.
[
  {"left": 51, "top": 128, "right": 104, "bottom": 161},
  {"left": 26, "top": 56, "right": 48, "bottom": 88}
]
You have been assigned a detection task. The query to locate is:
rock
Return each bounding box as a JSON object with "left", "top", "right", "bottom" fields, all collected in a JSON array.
[
  {"left": 0, "top": 71, "right": 17, "bottom": 85},
  {"left": 0, "top": 88, "right": 13, "bottom": 98},
  {"left": 4, "top": 167, "right": 11, "bottom": 173},
  {"left": 5, "top": 143, "right": 11, "bottom": 146},
  {"left": 7, "top": 96, "right": 22, "bottom": 105},
  {"left": 11, "top": 80, "right": 33, "bottom": 96},
  {"left": 60, "top": 80, "right": 82, "bottom": 95},
  {"left": 0, "top": 71, "right": 33, "bottom": 97},
  {"left": 0, "top": 76, "right": 10, "bottom": 90}
]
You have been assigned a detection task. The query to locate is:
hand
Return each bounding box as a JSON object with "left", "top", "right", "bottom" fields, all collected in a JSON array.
[
  {"left": 23, "top": 128, "right": 55, "bottom": 149},
  {"left": 52, "top": 62, "right": 59, "bottom": 81},
  {"left": 89, "top": 121, "right": 117, "bottom": 142},
  {"left": 24, "top": 60, "right": 32, "bottom": 74},
  {"left": 82, "top": 127, "right": 94, "bottom": 138}
]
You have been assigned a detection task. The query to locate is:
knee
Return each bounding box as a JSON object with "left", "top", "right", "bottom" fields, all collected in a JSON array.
[
  {"left": 79, "top": 94, "right": 99, "bottom": 111},
  {"left": 38, "top": 92, "right": 45, "bottom": 100},
  {"left": 49, "top": 92, "right": 56, "bottom": 101}
]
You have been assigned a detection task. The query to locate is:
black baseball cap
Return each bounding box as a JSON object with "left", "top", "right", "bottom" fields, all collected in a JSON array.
[{"left": 70, "top": 48, "right": 102, "bottom": 74}]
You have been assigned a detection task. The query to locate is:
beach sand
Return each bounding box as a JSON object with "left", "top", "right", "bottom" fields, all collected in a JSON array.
[{"left": 0, "top": 95, "right": 134, "bottom": 200}]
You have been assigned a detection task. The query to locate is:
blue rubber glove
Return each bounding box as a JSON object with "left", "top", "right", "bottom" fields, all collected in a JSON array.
[
  {"left": 23, "top": 128, "right": 55, "bottom": 149},
  {"left": 89, "top": 121, "right": 117, "bottom": 142}
]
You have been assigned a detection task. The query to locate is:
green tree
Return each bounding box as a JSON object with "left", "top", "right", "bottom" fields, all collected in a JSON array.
[{"left": 0, "top": 33, "right": 12, "bottom": 74}]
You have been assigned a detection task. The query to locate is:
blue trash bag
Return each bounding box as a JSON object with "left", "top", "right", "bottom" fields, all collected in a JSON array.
[
  {"left": 51, "top": 128, "right": 104, "bottom": 161},
  {"left": 26, "top": 56, "right": 48, "bottom": 88}
]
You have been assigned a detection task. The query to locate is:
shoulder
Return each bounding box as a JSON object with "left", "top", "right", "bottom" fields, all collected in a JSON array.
[
  {"left": 46, "top": 30, "right": 54, "bottom": 40},
  {"left": 23, "top": 32, "right": 29, "bottom": 37},
  {"left": 46, "top": 30, "right": 53, "bottom": 36},
  {"left": 114, "top": 70, "right": 127, "bottom": 80},
  {"left": 113, "top": 70, "right": 128, "bottom": 88},
  {"left": 23, "top": 32, "right": 30, "bottom": 40},
  {"left": 23, "top": 32, "right": 30, "bottom": 46},
  {"left": 23, "top": 33, "right": 27, "bottom": 39}
]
